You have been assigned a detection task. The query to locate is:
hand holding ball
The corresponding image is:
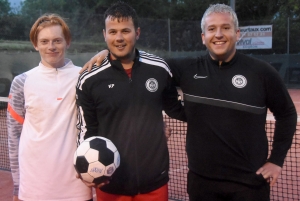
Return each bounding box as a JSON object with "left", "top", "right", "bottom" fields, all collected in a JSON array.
[{"left": 74, "top": 136, "right": 120, "bottom": 184}]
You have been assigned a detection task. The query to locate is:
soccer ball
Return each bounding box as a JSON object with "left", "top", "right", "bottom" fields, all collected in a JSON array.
[{"left": 74, "top": 136, "right": 120, "bottom": 184}]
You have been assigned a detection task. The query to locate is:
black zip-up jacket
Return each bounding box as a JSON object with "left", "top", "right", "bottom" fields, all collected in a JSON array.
[
  {"left": 76, "top": 50, "right": 186, "bottom": 195},
  {"left": 167, "top": 52, "right": 297, "bottom": 186}
]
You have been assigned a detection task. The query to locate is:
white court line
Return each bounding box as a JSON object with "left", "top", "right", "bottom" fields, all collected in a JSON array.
[
  {"left": 0, "top": 97, "right": 8, "bottom": 102},
  {"left": 169, "top": 166, "right": 188, "bottom": 173}
]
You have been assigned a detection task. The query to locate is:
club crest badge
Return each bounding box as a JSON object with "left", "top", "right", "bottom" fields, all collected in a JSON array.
[
  {"left": 145, "top": 78, "right": 158, "bottom": 92},
  {"left": 232, "top": 75, "right": 247, "bottom": 88}
]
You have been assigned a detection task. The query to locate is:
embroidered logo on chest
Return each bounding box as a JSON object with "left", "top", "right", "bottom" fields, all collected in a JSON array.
[
  {"left": 232, "top": 75, "right": 247, "bottom": 88},
  {"left": 145, "top": 78, "right": 158, "bottom": 92}
]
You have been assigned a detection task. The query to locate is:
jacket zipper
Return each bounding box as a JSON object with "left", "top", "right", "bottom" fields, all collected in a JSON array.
[
  {"left": 55, "top": 67, "right": 60, "bottom": 100},
  {"left": 127, "top": 63, "right": 140, "bottom": 194}
]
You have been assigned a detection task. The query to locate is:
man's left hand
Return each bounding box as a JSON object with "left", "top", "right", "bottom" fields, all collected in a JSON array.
[
  {"left": 79, "top": 49, "right": 109, "bottom": 74},
  {"left": 256, "top": 162, "right": 282, "bottom": 186},
  {"left": 163, "top": 121, "right": 172, "bottom": 140}
]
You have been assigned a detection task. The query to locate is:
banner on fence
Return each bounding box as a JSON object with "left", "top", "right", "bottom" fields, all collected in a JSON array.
[{"left": 236, "top": 25, "right": 272, "bottom": 49}]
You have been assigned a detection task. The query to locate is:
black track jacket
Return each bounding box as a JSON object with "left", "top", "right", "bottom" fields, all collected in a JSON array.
[
  {"left": 76, "top": 50, "right": 186, "bottom": 195},
  {"left": 167, "top": 52, "right": 297, "bottom": 186}
]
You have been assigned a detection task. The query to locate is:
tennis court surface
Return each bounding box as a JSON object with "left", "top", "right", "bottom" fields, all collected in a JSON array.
[{"left": 1, "top": 89, "right": 300, "bottom": 200}]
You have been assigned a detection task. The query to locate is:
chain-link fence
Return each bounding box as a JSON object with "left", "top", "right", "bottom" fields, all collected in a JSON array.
[
  {"left": 1, "top": 12, "right": 300, "bottom": 89},
  {"left": 1, "top": 12, "right": 300, "bottom": 53}
]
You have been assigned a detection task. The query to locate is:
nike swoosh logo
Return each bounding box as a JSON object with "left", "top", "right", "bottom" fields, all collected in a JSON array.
[{"left": 194, "top": 74, "right": 207, "bottom": 79}]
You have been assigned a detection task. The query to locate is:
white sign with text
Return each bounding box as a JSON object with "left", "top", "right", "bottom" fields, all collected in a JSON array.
[{"left": 236, "top": 25, "right": 273, "bottom": 49}]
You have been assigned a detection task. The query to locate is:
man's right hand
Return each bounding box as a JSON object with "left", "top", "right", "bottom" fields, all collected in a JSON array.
[
  {"left": 79, "top": 49, "right": 109, "bottom": 74},
  {"left": 76, "top": 173, "right": 110, "bottom": 188},
  {"left": 80, "top": 178, "right": 110, "bottom": 189}
]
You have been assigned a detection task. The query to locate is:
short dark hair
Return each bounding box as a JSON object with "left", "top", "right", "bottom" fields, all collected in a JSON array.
[{"left": 104, "top": 1, "right": 139, "bottom": 29}]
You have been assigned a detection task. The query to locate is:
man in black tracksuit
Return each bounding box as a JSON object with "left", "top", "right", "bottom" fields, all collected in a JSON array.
[
  {"left": 166, "top": 4, "right": 297, "bottom": 201},
  {"left": 76, "top": 2, "right": 185, "bottom": 201},
  {"left": 167, "top": 52, "right": 297, "bottom": 200},
  {"left": 77, "top": 50, "right": 185, "bottom": 196}
]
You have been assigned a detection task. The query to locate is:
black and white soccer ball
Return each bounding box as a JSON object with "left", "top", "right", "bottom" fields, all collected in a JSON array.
[{"left": 74, "top": 136, "right": 120, "bottom": 184}]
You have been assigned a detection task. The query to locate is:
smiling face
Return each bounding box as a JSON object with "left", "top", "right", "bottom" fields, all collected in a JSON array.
[
  {"left": 34, "top": 25, "right": 69, "bottom": 68},
  {"left": 201, "top": 12, "right": 240, "bottom": 63},
  {"left": 103, "top": 16, "right": 140, "bottom": 64}
]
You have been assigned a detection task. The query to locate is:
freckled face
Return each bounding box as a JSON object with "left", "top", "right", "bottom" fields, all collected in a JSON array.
[
  {"left": 201, "top": 12, "right": 240, "bottom": 62},
  {"left": 34, "top": 25, "right": 69, "bottom": 68}
]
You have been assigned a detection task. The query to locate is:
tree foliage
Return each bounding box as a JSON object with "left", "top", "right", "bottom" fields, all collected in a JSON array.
[
  {"left": 0, "top": 0, "right": 10, "bottom": 15},
  {"left": 2, "top": 0, "right": 300, "bottom": 53},
  {"left": 0, "top": 0, "right": 27, "bottom": 40}
]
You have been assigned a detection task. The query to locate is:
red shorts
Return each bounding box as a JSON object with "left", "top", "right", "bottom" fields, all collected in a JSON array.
[{"left": 96, "top": 184, "right": 168, "bottom": 201}]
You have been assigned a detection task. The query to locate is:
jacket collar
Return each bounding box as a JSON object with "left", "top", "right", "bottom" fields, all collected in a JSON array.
[
  {"left": 109, "top": 49, "right": 140, "bottom": 70},
  {"left": 206, "top": 51, "right": 239, "bottom": 69},
  {"left": 38, "top": 58, "right": 73, "bottom": 73}
]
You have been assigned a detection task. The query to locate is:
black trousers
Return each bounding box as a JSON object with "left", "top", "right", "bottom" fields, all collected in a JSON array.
[{"left": 187, "top": 170, "right": 270, "bottom": 201}]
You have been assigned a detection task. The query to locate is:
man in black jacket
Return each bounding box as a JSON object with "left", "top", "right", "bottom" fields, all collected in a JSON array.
[
  {"left": 83, "top": 3, "right": 297, "bottom": 201},
  {"left": 168, "top": 4, "right": 297, "bottom": 201},
  {"left": 76, "top": 1, "right": 185, "bottom": 201}
]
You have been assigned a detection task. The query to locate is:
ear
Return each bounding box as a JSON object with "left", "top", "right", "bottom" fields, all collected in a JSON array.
[
  {"left": 34, "top": 46, "right": 39, "bottom": 51},
  {"left": 236, "top": 29, "right": 240, "bottom": 40},
  {"left": 135, "top": 27, "right": 141, "bottom": 40},
  {"left": 65, "top": 39, "right": 71, "bottom": 49},
  {"left": 201, "top": 33, "right": 205, "bottom": 45},
  {"left": 103, "top": 29, "right": 106, "bottom": 41}
]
